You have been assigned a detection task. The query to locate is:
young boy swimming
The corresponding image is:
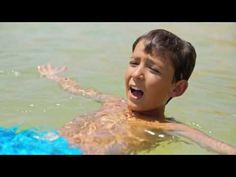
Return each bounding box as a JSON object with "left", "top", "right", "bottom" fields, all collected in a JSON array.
[{"left": 37, "top": 29, "right": 236, "bottom": 154}]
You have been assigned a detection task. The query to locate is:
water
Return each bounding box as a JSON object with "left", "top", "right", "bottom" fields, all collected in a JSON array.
[
  {"left": 0, "top": 126, "right": 82, "bottom": 155},
  {"left": 0, "top": 22, "right": 235, "bottom": 154}
]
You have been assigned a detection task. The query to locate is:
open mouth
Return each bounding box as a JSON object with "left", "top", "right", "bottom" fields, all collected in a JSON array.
[{"left": 129, "top": 86, "right": 144, "bottom": 99}]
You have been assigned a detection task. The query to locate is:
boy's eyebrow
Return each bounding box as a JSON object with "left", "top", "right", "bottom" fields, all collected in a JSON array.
[
  {"left": 130, "top": 56, "right": 141, "bottom": 61},
  {"left": 130, "top": 55, "right": 164, "bottom": 69},
  {"left": 146, "top": 57, "right": 164, "bottom": 70}
]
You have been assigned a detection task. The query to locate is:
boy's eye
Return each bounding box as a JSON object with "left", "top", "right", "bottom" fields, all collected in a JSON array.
[
  {"left": 149, "top": 67, "right": 160, "bottom": 74},
  {"left": 129, "top": 61, "right": 139, "bottom": 66}
]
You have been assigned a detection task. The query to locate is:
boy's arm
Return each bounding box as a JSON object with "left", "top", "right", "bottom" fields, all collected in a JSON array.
[
  {"left": 169, "top": 123, "right": 236, "bottom": 155},
  {"left": 37, "top": 64, "right": 111, "bottom": 103}
]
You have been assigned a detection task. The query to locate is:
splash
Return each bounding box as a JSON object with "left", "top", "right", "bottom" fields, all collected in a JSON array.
[{"left": 0, "top": 126, "right": 82, "bottom": 155}]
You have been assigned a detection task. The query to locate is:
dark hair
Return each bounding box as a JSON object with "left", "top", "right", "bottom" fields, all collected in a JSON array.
[{"left": 132, "top": 29, "right": 196, "bottom": 82}]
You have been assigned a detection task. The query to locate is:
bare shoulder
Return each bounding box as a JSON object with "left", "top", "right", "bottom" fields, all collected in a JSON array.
[
  {"left": 101, "top": 96, "right": 127, "bottom": 112},
  {"left": 59, "top": 97, "right": 127, "bottom": 138}
]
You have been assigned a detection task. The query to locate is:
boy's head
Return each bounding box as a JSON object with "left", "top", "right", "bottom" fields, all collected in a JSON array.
[
  {"left": 132, "top": 29, "right": 196, "bottom": 82},
  {"left": 125, "top": 29, "right": 196, "bottom": 114}
]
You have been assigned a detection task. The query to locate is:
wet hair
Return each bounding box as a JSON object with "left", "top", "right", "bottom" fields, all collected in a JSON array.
[{"left": 132, "top": 29, "right": 196, "bottom": 82}]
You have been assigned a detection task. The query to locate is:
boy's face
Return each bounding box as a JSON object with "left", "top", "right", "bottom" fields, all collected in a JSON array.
[{"left": 125, "top": 40, "right": 176, "bottom": 112}]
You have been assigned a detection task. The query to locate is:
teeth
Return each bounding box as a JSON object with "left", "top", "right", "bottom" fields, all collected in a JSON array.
[{"left": 130, "top": 86, "right": 141, "bottom": 91}]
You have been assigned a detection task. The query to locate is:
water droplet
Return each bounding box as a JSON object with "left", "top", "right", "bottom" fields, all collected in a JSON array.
[
  {"left": 158, "top": 134, "right": 165, "bottom": 138},
  {"left": 144, "top": 129, "right": 155, "bottom": 135},
  {"left": 195, "top": 124, "right": 201, "bottom": 128},
  {"left": 29, "top": 104, "right": 34, "bottom": 107},
  {"left": 44, "top": 132, "right": 59, "bottom": 141},
  {"left": 12, "top": 70, "right": 20, "bottom": 77},
  {"left": 33, "top": 135, "right": 40, "bottom": 139},
  {"left": 56, "top": 103, "right": 60, "bottom": 106},
  {"left": 14, "top": 71, "right": 20, "bottom": 77}
]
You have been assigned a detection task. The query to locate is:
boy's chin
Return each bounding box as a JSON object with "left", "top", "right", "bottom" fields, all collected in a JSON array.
[{"left": 127, "top": 101, "right": 146, "bottom": 112}]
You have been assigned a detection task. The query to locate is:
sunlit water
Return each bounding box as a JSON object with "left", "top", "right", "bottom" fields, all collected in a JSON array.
[{"left": 0, "top": 23, "right": 235, "bottom": 154}]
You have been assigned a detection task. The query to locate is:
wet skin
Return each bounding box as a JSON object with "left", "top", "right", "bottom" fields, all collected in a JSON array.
[{"left": 37, "top": 41, "right": 236, "bottom": 154}]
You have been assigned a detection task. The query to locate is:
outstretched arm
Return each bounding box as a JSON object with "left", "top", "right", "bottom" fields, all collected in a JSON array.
[
  {"left": 37, "top": 64, "right": 112, "bottom": 103},
  {"left": 169, "top": 123, "right": 236, "bottom": 155}
]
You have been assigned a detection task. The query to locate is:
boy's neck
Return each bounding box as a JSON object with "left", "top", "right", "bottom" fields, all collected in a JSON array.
[{"left": 128, "top": 107, "right": 166, "bottom": 121}]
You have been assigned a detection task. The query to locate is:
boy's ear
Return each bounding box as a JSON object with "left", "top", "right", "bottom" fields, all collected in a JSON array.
[{"left": 170, "top": 80, "right": 188, "bottom": 98}]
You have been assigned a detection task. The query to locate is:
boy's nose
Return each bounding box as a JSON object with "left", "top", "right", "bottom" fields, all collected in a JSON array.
[{"left": 132, "top": 66, "right": 145, "bottom": 80}]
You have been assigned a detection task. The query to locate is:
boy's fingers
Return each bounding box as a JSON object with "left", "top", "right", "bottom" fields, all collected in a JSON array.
[
  {"left": 53, "top": 66, "right": 67, "bottom": 74},
  {"left": 37, "top": 65, "right": 44, "bottom": 73},
  {"left": 37, "top": 65, "right": 41, "bottom": 71},
  {"left": 47, "top": 63, "right": 53, "bottom": 71},
  {"left": 38, "top": 65, "right": 48, "bottom": 75},
  {"left": 38, "top": 64, "right": 66, "bottom": 76},
  {"left": 38, "top": 66, "right": 45, "bottom": 77},
  {"left": 57, "top": 66, "right": 68, "bottom": 73},
  {"left": 40, "top": 65, "right": 46, "bottom": 73}
]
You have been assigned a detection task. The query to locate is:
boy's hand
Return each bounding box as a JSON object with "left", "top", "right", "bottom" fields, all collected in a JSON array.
[{"left": 37, "top": 64, "right": 68, "bottom": 81}]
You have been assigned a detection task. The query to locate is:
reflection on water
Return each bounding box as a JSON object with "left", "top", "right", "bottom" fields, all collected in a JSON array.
[{"left": 0, "top": 23, "right": 235, "bottom": 154}]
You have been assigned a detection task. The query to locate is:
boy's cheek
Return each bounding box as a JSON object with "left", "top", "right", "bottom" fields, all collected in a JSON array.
[
  {"left": 124, "top": 69, "right": 129, "bottom": 80},
  {"left": 124, "top": 69, "right": 131, "bottom": 79},
  {"left": 124, "top": 71, "right": 131, "bottom": 87}
]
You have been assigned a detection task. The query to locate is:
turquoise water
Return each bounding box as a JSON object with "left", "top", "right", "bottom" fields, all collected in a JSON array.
[
  {"left": 0, "top": 23, "right": 236, "bottom": 154},
  {"left": 0, "top": 126, "right": 82, "bottom": 155}
]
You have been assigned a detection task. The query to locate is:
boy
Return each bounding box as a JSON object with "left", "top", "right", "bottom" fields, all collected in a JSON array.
[{"left": 38, "top": 29, "right": 236, "bottom": 154}]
